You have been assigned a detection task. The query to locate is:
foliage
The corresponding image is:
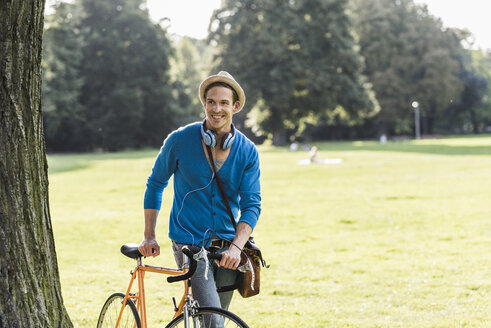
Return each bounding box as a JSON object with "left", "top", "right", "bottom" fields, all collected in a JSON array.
[
  {"left": 208, "top": 0, "right": 377, "bottom": 145},
  {"left": 42, "top": 0, "right": 491, "bottom": 149},
  {"left": 48, "top": 136, "right": 491, "bottom": 327},
  {"left": 169, "top": 36, "right": 211, "bottom": 123},
  {"left": 351, "top": 0, "right": 463, "bottom": 135},
  {"left": 42, "top": 0, "right": 188, "bottom": 152},
  {"left": 433, "top": 47, "right": 491, "bottom": 134},
  {"left": 464, "top": 50, "right": 491, "bottom": 131},
  {"left": 42, "top": 1, "right": 87, "bottom": 151},
  {"left": 80, "top": 0, "right": 175, "bottom": 150}
]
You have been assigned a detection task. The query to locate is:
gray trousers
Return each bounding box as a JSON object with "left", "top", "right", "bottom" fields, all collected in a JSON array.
[{"left": 172, "top": 241, "right": 239, "bottom": 310}]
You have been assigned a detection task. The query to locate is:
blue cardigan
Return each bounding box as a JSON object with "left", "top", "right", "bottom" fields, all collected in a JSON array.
[{"left": 144, "top": 122, "right": 261, "bottom": 245}]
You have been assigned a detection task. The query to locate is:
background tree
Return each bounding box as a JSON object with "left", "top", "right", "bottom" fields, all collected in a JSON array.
[
  {"left": 80, "top": 0, "right": 176, "bottom": 150},
  {"left": 209, "top": 0, "right": 377, "bottom": 145},
  {"left": 169, "top": 36, "right": 209, "bottom": 123},
  {"left": 351, "top": 0, "right": 463, "bottom": 136},
  {"left": 0, "top": 0, "right": 73, "bottom": 326},
  {"left": 442, "top": 49, "right": 489, "bottom": 134},
  {"left": 43, "top": 0, "right": 184, "bottom": 151},
  {"left": 460, "top": 49, "right": 491, "bottom": 133},
  {"left": 42, "top": 1, "right": 87, "bottom": 151}
]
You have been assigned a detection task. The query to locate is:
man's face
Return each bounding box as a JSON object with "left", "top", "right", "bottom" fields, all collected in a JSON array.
[{"left": 204, "top": 86, "right": 240, "bottom": 134}]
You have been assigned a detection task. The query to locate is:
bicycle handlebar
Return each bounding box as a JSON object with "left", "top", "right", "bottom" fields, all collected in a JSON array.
[
  {"left": 186, "top": 245, "right": 223, "bottom": 262},
  {"left": 166, "top": 246, "right": 222, "bottom": 284},
  {"left": 167, "top": 247, "right": 197, "bottom": 283},
  {"left": 120, "top": 242, "right": 242, "bottom": 291}
]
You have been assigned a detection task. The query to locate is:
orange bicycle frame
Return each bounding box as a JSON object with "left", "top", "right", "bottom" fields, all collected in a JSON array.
[{"left": 116, "top": 257, "right": 189, "bottom": 328}]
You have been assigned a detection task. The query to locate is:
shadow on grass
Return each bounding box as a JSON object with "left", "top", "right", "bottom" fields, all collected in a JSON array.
[
  {"left": 260, "top": 142, "right": 491, "bottom": 156},
  {"left": 48, "top": 136, "right": 491, "bottom": 174},
  {"left": 47, "top": 149, "right": 158, "bottom": 174},
  {"left": 48, "top": 159, "right": 90, "bottom": 174},
  {"left": 260, "top": 135, "right": 491, "bottom": 156},
  {"left": 325, "top": 143, "right": 491, "bottom": 156}
]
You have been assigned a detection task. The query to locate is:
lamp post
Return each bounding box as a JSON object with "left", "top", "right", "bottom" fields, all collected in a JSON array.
[{"left": 411, "top": 101, "right": 421, "bottom": 140}]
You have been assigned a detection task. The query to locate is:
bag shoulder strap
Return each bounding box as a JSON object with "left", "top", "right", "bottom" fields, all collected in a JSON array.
[
  {"left": 206, "top": 145, "right": 237, "bottom": 232},
  {"left": 206, "top": 146, "right": 269, "bottom": 268}
]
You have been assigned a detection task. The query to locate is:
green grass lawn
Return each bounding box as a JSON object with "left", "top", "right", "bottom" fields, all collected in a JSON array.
[{"left": 47, "top": 135, "right": 491, "bottom": 327}]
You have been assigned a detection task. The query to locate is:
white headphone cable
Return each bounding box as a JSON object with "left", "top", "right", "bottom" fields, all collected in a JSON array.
[{"left": 175, "top": 171, "right": 215, "bottom": 246}]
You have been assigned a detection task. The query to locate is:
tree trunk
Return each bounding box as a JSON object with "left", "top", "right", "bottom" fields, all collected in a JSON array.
[
  {"left": 269, "top": 106, "right": 287, "bottom": 146},
  {"left": 469, "top": 109, "right": 479, "bottom": 134},
  {"left": 0, "top": 1, "right": 73, "bottom": 327},
  {"left": 272, "top": 129, "right": 287, "bottom": 146}
]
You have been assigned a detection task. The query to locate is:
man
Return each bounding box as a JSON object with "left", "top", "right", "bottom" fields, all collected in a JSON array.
[{"left": 138, "top": 71, "right": 261, "bottom": 310}]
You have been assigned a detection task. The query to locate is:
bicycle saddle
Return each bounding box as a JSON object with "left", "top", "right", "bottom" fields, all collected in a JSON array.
[{"left": 121, "top": 243, "right": 142, "bottom": 259}]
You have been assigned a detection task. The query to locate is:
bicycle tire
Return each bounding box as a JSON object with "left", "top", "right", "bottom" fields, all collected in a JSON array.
[
  {"left": 164, "top": 306, "right": 249, "bottom": 328},
  {"left": 97, "top": 292, "right": 141, "bottom": 328}
]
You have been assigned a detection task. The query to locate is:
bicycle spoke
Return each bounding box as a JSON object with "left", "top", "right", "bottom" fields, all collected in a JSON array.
[
  {"left": 165, "top": 307, "right": 248, "bottom": 328},
  {"left": 97, "top": 293, "right": 140, "bottom": 328}
]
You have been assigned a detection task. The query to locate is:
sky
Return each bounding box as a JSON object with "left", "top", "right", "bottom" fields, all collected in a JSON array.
[
  {"left": 414, "top": 0, "right": 491, "bottom": 50},
  {"left": 44, "top": 0, "right": 491, "bottom": 50},
  {"left": 146, "top": 0, "right": 221, "bottom": 40},
  {"left": 146, "top": 0, "right": 491, "bottom": 50}
]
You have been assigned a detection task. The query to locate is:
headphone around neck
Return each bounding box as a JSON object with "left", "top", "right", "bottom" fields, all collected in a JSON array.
[{"left": 200, "top": 120, "right": 235, "bottom": 149}]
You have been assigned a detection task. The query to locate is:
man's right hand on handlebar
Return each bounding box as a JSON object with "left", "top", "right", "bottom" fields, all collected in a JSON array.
[{"left": 139, "top": 238, "right": 160, "bottom": 257}]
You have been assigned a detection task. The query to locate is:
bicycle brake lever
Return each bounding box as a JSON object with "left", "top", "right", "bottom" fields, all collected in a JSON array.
[
  {"left": 239, "top": 257, "right": 255, "bottom": 290},
  {"left": 192, "top": 247, "right": 207, "bottom": 261},
  {"left": 193, "top": 247, "right": 210, "bottom": 280},
  {"left": 238, "top": 258, "right": 254, "bottom": 273},
  {"left": 237, "top": 263, "right": 249, "bottom": 273}
]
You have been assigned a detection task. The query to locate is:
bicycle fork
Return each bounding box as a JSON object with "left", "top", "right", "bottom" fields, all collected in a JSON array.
[{"left": 182, "top": 278, "right": 200, "bottom": 328}]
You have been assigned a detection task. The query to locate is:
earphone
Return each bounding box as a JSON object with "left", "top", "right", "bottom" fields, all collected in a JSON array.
[{"left": 200, "top": 119, "right": 235, "bottom": 149}]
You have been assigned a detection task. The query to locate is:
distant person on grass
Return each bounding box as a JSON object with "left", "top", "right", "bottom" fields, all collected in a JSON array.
[{"left": 138, "top": 71, "right": 261, "bottom": 310}]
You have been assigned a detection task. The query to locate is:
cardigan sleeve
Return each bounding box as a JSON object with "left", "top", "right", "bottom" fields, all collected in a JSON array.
[
  {"left": 238, "top": 148, "right": 261, "bottom": 230},
  {"left": 144, "top": 131, "right": 178, "bottom": 210}
]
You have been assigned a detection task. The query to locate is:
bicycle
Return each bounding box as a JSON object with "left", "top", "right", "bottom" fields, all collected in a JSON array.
[{"left": 96, "top": 243, "right": 249, "bottom": 328}]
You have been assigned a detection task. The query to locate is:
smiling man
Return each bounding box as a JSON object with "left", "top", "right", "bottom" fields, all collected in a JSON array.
[{"left": 139, "top": 71, "right": 261, "bottom": 311}]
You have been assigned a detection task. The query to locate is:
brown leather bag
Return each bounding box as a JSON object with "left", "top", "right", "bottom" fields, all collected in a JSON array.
[
  {"left": 237, "top": 236, "right": 267, "bottom": 297},
  {"left": 206, "top": 146, "right": 267, "bottom": 298}
]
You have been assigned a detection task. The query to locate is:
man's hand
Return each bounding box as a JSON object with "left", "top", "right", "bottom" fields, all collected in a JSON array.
[
  {"left": 140, "top": 209, "right": 160, "bottom": 257},
  {"left": 217, "top": 222, "right": 253, "bottom": 269},
  {"left": 217, "top": 245, "right": 242, "bottom": 269},
  {"left": 138, "top": 238, "right": 160, "bottom": 257}
]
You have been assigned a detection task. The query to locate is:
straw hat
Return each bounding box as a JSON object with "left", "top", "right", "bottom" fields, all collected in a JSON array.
[{"left": 199, "top": 71, "right": 246, "bottom": 112}]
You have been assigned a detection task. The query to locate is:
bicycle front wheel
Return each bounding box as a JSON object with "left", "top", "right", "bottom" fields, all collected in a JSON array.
[
  {"left": 97, "top": 292, "right": 141, "bottom": 328},
  {"left": 164, "top": 306, "right": 249, "bottom": 328}
]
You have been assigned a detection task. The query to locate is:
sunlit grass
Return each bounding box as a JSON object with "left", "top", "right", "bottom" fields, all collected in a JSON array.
[{"left": 48, "top": 135, "right": 491, "bottom": 327}]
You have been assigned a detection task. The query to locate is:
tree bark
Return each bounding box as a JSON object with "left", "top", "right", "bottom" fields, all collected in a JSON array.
[
  {"left": 470, "top": 109, "right": 479, "bottom": 134},
  {"left": 0, "top": 1, "right": 73, "bottom": 327},
  {"left": 272, "top": 129, "right": 287, "bottom": 146},
  {"left": 269, "top": 106, "right": 287, "bottom": 146}
]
